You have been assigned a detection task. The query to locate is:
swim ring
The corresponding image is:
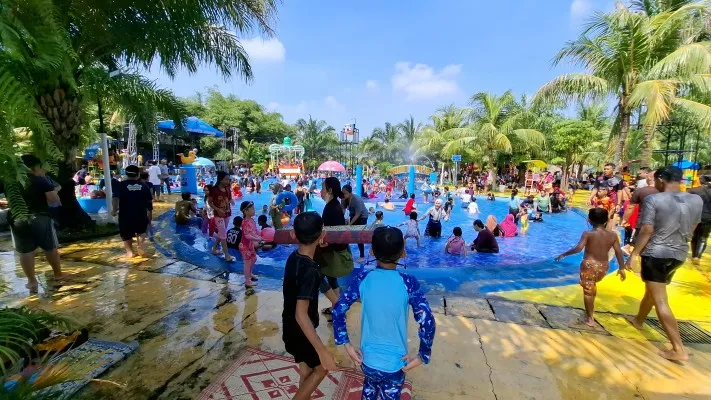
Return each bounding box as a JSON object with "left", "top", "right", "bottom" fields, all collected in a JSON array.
[{"left": 275, "top": 191, "right": 298, "bottom": 212}]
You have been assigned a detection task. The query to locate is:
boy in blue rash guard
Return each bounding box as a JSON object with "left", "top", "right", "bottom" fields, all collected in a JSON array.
[{"left": 331, "top": 226, "right": 435, "bottom": 400}]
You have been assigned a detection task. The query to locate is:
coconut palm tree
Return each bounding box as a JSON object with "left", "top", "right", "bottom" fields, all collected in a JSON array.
[
  {"left": 534, "top": 2, "right": 711, "bottom": 166},
  {"left": 443, "top": 91, "right": 545, "bottom": 169},
  {"left": 368, "top": 122, "right": 405, "bottom": 164},
  {"left": 397, "top": 115, "right": 422, "bottom": 160},
  {"left": 295, "top": 116, "right": 338, "bottom": 164},
  {"left": 2, "top": 0, "right": 277, "bottom": 226},
  {"left": 416, "top": 105, "right": 471, "bottom": 162}
]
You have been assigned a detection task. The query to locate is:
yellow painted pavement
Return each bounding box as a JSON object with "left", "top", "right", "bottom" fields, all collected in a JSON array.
[{"left": 497, "top": 259, "right": 711, "bottom": 323}]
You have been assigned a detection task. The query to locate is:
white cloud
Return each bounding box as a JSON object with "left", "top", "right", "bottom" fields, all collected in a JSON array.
[
  {"left": 570, "top": 0, "right": 592, "bottom": 20},
  {"left": 324, "top": 95, "right": 345, "bottom": 112},
  {"left": 365, "top": 80, "right": 379, "bottom": 90},
  {"left": 266, "top": 102, "right": 280, "bottom": 111},
  {"left": 240, "top": 37, "right": 286, "bottom": 62},
  {"left": 391, "top": 62, "right": 461, "bottom": 101}
]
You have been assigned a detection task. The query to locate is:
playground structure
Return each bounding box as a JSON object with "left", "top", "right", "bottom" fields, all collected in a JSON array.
[
  {"left": 269, "top": 137, "right": 305, "bottom": 176},
  {"left": 388, "top": 165, "right": 438, "bottom": 196}
]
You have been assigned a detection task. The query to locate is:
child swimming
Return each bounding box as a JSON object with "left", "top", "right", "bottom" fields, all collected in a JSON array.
[
  {"left": 445, "top": 227, "right": 467, "bottom": 256},
  {"left": 398, "top": 211, "right": 421, "bottom": 247},
  {"left": 555, "top": 208, "right": 626, "bottom": 327},
  {"left": 372, "top": 211, "right": 385, "bottom": 227}
]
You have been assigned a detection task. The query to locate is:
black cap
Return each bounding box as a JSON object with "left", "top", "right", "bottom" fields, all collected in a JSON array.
[{"left": 125, "top": 165, "right": 139, "bottom": 177}]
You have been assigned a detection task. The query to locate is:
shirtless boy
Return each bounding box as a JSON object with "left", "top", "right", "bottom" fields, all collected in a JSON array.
[{"left": 555, "top": 208, "right": 627, "bottom": 326}]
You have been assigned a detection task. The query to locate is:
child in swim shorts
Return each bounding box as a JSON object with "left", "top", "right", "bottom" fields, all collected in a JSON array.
[
  {"left": 332, "top": 226, "right": 435, "bottom": 400},
  {"left": 555, "top": 208, "right": 627, "bottom": 326}
]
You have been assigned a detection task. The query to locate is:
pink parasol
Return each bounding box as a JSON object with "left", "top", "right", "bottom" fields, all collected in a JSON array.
[{"left": 317, "top": 160, "right": 345, "bottom": 172}]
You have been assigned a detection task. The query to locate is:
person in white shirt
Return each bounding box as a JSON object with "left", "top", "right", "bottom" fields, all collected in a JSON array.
[
  {"left": 460, "top": 189, "right": 472, "bottom": 206},
  {"left": 147, "top": 160, "right": 163, "bottom": 201},
  {"left": 467, "top": 198, "right": 480, "bottom": 214}
]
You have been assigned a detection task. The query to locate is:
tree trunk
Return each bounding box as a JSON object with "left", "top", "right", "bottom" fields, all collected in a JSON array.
[
  {"left": 640, "top": 124, "right": 656, "bottom": 168},
  {"left": 37, "top": 86, "right": 95, "bottom": 230},
  {"left": 614, "top": 98, "right": 631, "bottom": 169},
  {"left": 561, "top": 156, "right": 570, "bottom": 193}
]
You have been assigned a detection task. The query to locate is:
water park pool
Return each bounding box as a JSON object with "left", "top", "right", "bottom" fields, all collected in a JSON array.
[{"left": 151, "top": 183, "right": 609, "bottom": 295}]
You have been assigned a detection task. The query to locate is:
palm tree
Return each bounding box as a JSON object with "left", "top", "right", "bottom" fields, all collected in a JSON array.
[
  {"left": 295, "top": 116, "right": 338, "bottom": 164},
  {"left": 534, "top": 2, "right": 711, "bottom": 166},
  {"left": 397, "top": 116, "right": 422, "bottom": 160},
  {"left": 443, "top": 91, "right": 545, "bottom": 169},
  {"left": 237, "top": 139, "right": 262, "bottom": 165},
  {"left": 416, "top": 105, "right": 471, "bottom": 161},
  {"left": 369, "top": 122, "right": 404, "bottom": 164},
  {"left": 2, "top": 0, "right": 277, "bottom": 226}
]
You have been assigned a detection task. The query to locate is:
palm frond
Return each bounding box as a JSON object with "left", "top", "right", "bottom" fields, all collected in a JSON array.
[
  {"left": 674, "top": 97, "right": 711, "bottom": 129},
  {"left": 533, "top": 74, "right": 610, "bottom": 107},
  {"left": 648, "top": 42, "right": 711, "bottom": 78},
  {"left": 629, "top": 79, "right": 678, "bottom": 126}
]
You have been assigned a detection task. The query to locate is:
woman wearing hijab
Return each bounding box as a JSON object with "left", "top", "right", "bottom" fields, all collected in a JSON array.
[
  {"left": 486, "top": 215, "right": 505, "bottom": 237},
  {"left": 419, "top": 198, "right": 447, "bottom": 237},
  {"left": 499, "top": 214, "right": 519, "bottom": 237}
]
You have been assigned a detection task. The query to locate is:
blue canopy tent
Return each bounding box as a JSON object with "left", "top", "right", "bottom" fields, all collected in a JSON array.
[
  {"left": 673, "top": 160, "right": 700, "bottom": 170},
  {"left": 156, "top": 116, "right": 224, "bottom": 137},
  {"left": 84, "top": 139, "right": 120, "bottom": 160}
]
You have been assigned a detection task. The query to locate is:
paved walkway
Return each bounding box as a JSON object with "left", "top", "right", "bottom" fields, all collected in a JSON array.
[{"left": 0, "top": 197, "right": 710, "bottom": 399}]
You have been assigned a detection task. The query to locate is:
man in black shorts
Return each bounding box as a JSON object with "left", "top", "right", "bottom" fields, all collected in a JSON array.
[
  {"left": 111, "top": 165, "right": 153, "bottom": 258},
  {"left": 10, "top": 154, "right": 65, "bottom": 292},
  {"left": 627, "top": 166, "right": 702, "bottom": 362}
]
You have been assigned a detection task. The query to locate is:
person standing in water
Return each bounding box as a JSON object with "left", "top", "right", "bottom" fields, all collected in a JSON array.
[
  {"left": 627, "top": 166, "right": 702, "bottom": 361},
  {"left": 419, "top": 199, "right": 447, "bottom": 238},
  {"left": 342, "top": 184, "right": 368, "bottom": 263}
]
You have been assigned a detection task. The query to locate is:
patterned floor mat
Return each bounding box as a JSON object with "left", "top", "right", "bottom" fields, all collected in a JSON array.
[{"left": 199, "top": 347, "right": 413, "bottom": 400}]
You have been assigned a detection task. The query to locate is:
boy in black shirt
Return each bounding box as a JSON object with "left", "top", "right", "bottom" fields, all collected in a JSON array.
[
  {"left": 226, "top": 216, "right": 243, "bottom": 250},
  {"left": 282, "top": 212, "right": 337, "bottom": 399},
  {"left": 112, "top": 165, "right": 153, "bottom": 258}
]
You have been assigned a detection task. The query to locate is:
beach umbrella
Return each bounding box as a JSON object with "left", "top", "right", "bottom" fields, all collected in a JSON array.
[
  {"left": 317, "top": 160, "right": 346, "bottom": 172},
  {"left": 156, "top": 116, "right": 224, "bottom": 137}
]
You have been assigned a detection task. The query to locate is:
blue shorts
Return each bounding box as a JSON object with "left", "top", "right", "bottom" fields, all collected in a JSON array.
[{"left": 361, "top": 364, "right": 405, "bottom": 400}]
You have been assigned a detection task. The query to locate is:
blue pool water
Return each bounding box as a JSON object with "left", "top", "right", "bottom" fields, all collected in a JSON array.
[{"left": 151, "top": 183, "right": 613, "bottom": 295}]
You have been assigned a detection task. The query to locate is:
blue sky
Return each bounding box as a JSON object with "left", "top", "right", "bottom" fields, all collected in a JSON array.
[{"left": 146, "top": 0, "right": 615, "bottom": 135}]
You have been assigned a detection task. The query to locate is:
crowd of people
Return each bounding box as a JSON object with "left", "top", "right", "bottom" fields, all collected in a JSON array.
[{"left": 7, "top": 150, "right": 710, "bottom": 400}]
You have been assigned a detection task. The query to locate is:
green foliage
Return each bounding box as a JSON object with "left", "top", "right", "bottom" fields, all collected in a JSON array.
[
  {"left": 376, "top": 162, "right": 395, "bottom": 176},
  {"left": 213, "top": 148, "right": 234, "bottom": 161},
  {"left": 199, "top": 137, "right": 224, "bottom": 159},
  {"left": 202, "top": 89, "right": 294, "bottom": 143},
  {"left": 550, "top": 120, "right": 597, "bottom": 160},
  {"left": 237, "top": 139, "right": 265, "bottom": 165},
  {"left": 0, "top": 306, "right": 76, "bottom": 375},
  {"left": 294, "top": 117, "right": 339, "bottom": 163},
  {"left": 535, "top": 1, "right": 711, "bottom": 166}
]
